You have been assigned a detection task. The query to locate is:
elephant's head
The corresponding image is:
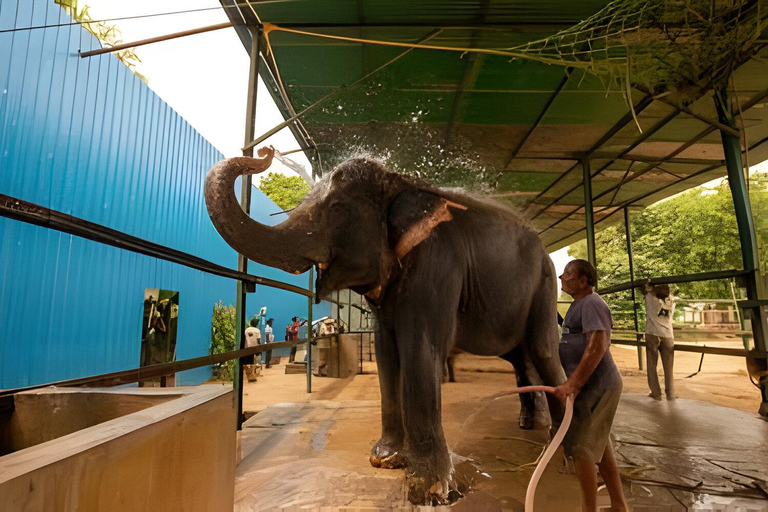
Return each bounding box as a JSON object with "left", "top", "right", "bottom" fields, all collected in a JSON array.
[{"left": 204, "top": 147, "right": 466, "bottom": 301}]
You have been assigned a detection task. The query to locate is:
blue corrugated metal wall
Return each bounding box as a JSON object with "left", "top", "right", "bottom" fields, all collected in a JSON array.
[{"left": 0, "top": 0, "right": 329, "bottom": 388}]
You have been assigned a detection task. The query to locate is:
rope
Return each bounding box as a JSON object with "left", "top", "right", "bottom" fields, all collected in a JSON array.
[{"left": 261, "top": 0, "right": 768, "bottom": 105}]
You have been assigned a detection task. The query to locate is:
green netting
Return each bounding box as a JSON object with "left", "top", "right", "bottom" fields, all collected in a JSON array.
[{"left": 506, "top": 0, "right": 768, "bottom": 103}]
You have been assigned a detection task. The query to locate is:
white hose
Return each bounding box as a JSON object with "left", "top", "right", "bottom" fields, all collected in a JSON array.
[{"left": 501, "top": 386, "right": 574, "bottom": 512}]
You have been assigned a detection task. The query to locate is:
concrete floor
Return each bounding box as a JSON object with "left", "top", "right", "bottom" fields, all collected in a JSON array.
[{"left": 234, "top": 358, "right": 768, "bottom": 511}]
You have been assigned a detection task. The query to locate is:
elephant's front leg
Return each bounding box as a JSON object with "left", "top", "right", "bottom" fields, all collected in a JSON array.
[
  {"left": 370, "top": 326, "right": 406, "bottom": 469},
  {"left": 400, "top": 335, "right": 454, "bottom": 505}
]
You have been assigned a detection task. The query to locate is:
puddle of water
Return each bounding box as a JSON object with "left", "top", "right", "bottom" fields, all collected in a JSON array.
[
  {"left": 690, "top": 493, "right": 768, "bottom": 511},
  {"left": 310, "top": 419, "right": 333, "bottom": 451}
]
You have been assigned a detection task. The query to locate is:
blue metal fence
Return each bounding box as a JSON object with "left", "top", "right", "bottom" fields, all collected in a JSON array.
[{"left": 0, "top": 0, "right": 329, "bottom": 388}]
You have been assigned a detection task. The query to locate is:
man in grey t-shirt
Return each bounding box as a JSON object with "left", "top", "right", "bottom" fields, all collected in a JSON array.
[{"left": 554, "top": 259, "right": 628, "bottom": 512}]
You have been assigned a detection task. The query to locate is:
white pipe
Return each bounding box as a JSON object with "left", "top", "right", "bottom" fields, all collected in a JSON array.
[{"left": 502, "top": 386, "right": 575, "bottom": 512}]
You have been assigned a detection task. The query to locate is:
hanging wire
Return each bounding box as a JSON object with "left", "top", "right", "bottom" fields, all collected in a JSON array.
[{"left": 0, "top": 5, "right": 226, "bottom": 34}]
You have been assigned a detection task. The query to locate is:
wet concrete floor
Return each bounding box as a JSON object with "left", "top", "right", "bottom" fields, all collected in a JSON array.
[{"left": 235, "top": 362, "right": 768, "bottom": 511}]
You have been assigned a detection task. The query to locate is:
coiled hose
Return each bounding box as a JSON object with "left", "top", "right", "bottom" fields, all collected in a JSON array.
[{"left": 503, "top": 386, "right": 574, "bottom": 512}]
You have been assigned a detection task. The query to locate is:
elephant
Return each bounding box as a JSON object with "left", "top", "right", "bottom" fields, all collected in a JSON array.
[
  {"left": 443, "top": 347, "right": 551, "bottom": 430},
  {"left": 204, "top": 147, "right": 566, "bottom": 505}
]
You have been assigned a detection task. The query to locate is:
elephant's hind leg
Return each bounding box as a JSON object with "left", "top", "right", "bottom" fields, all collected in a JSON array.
[
  {"left": 501, "top": 346, "right": 548, "bottom": 429},
  {"left": 526, "top": 283, "right": 567, "bottom": 423},
  {"left": 370, "top": 325, "right": 407, "bottom": 469}
]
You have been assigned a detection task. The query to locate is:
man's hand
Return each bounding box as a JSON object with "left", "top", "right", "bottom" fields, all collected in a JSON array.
[{"left": 553, "top": 380, "right": 579, "bottom": 404}]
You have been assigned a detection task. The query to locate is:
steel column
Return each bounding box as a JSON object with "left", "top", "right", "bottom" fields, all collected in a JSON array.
[
  {"left": 307, "top": 268, "right": 314, "bottom": 393},
  {"left": 236, "top": 27, "right": 261, "bottom": 430},
  {"left": 582, "top": 159, "right": 596, "bottom": 267},
  {"left": 715, "top": 88, "right": 768, "bottom": 416},
  {"left": 625, "top": 207, "right": 644, "bottom": 370}
]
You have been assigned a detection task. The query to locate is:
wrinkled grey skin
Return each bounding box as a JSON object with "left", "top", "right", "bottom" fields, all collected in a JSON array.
[{"left": 204, "top": 149, "right": 566, "bottom": 505}]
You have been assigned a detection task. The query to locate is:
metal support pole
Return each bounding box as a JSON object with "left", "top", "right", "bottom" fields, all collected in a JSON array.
[
  {"left": 307, "top": 268, "right": 314, "bottom": 393},
  {"left": 235, "top": 27, "right": 261, "bottom": 430},
  {"left": 348, "top": 290, "right": 353, "bottom": 330},
  {"left": 625, "top": 207, "right": 644, "bottom": 370},
  {"left": 582, "top": 159, "right": 596, "bottom": 268},
  {"left": 79, "top": 22, "right": 233, "bottom": 58},
  {"left": 715, "top": 89, "right": 768, "bottom": 416}
]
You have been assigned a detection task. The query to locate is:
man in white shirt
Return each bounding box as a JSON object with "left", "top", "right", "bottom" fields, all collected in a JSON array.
[
  {"left": 244, "top": 316, "right": 262, "bottom": 382},
  {"left": 642, "top": 283, "right": 676, "bottom": 400},
  {"left": 314, "top": 318, "right": 338, "bottom": 377}
]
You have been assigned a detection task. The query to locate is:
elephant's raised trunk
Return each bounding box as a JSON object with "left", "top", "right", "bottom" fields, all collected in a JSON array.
[{"left": 204, "top": 148, "right": 324, "bottom": 274}]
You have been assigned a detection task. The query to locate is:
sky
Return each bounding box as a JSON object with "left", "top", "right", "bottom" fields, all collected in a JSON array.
[{"left": 85, "top": 0, "right": 310, "bottom": 181}]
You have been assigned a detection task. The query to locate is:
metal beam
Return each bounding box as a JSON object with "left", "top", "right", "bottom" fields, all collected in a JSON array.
[
  {"left": 0, "top": 340, "right": 301, "bottom": 397},
  {"left": 624, "top": 207, "right": 644, "bottom": 370},
  {"left": 715, "top": 92, "right": 759, "bottom": 272},
  {"left": 0, "top": 193, "right": 317, "bottom": 297},
  {"left": 582, "top": 159, "right": 596, "bottom": 267},
  {"left": 526, "top": 93, "right": 655, "bottom": 219},
  {"left": 539, "top": 126, "right": 716, "bottom": 235},
  {"left": 633, "top": 84, "right": 741, "bottom": 138},
  {"left": 612, "top": 339, "right": 751, "bottom": 358},
  {"left": 715, "top": 87, "right": 768, "bottom": 417},
  {"left": 544, "top": 162, "right": 724, "bottom": 249},
  {"left": 541, "top": 86, "right": 768, "bottom": 236},
  {"left": 599, "top": 268, "right": 752, "bottom": 295},
  {"left": 504, "top": 69, "right": 572, "bottom": 166},
  {"left": 236, "top": 26, "right": 261, "bottom": 430},
  {"left": 270, "top": 22, "right": 576, "bottom": 29},
  {"left": 79, "top": 22, "right": 233, "bottom": 58},
  {"left": 306, "top": 268, "right": 314, "bottom": 393},
  {"left": 530, "top": 103, "right": 679, "bottom": 220}
]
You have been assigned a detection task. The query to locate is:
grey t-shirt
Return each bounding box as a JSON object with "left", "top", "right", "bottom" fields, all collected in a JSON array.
[
  {"left": 558, "top": 292, "right": 623, "bottom": 462},
  {"left": 560, "top": 293, "right": 621, "bottom": 393}
]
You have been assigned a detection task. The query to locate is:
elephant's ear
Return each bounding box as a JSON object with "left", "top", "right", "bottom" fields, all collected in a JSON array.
[{"left": 387, "top": 190, "right": 467, "bottom": 259}]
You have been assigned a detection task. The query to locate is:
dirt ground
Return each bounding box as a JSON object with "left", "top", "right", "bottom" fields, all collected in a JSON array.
[{"left": 243, "top": 345, "right": 763, "bottom": 416}]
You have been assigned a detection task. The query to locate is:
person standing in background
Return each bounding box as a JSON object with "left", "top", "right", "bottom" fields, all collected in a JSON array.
[
  {"left": 641, "top": 283, "right": 676, "bottom": 401},
  {"left": 264, "top": 318, "right": 274, "bottom": 368},
  {"left": 243, "top": 316, "right": 261, "bottom": 382}
]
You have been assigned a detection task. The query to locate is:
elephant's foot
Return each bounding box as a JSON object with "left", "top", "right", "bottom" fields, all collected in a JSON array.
[
  {"left": 519, "top": 391, "right": 552, "bottom": 430},
  {"left": 370, "top": 438, "right": 407, "bottom": 469},
  {"left": 518, "top": 408, "right": 535, "bottom": 430},
  {"left": 405, "top": 455, "right": 461, "bottom": 505}
]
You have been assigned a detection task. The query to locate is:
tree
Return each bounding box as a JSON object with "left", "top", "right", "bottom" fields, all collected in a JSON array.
[
  {"left": 258, "top": 173, "right": 311, "bottom": 210},
  {"left": 569, "top": 180, "right": 768, "bottom": 303},
  {"left": 210, "top": 301, "right": 236, "bottom": 381}
]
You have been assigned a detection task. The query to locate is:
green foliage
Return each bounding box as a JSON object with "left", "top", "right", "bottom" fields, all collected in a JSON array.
[
  {"left": 55, "top": 0, "right": 147, "bottom": 83},
  {"left": 570, "top": 180, "right": 768, "bottom": 306},
  {"left": 210, "top": 301, "right": 236, "bottom": 381},
  {"left": 258, "top": 173, "right": 311, "bottom": 210}
]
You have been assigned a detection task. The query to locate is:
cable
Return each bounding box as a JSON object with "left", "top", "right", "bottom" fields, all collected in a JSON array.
[{"left": 0, "top": 5, "right": 224, "bottom": 35}]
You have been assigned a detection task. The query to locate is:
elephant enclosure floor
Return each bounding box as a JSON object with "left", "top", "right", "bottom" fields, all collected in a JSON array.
[{"left": 235, "top": 351, "right": 768, "bottom": 511}]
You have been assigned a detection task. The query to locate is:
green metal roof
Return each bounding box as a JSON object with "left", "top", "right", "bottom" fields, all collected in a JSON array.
[{"left": 222, "top": 0, "right": 768, "bottom": 251}]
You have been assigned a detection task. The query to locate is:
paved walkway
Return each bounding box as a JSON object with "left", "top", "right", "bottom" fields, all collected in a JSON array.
[{"left": 234, "top": 359, "right": 768, "bottom": 511}]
